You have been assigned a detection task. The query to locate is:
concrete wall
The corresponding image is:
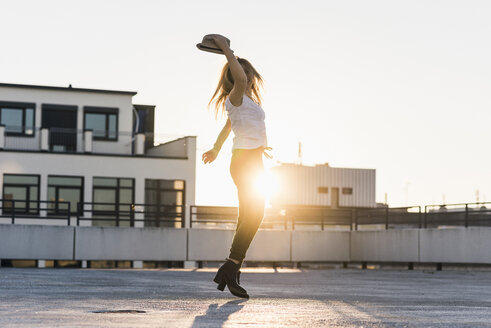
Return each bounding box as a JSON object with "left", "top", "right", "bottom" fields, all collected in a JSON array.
[
  {"left": 74, "top": 227, "right": 186, "bottom": 261},
  {"left": 2, "top": 224, "right": 491, "bottom": 264},
  {"left": 187, "top": 229, "right": 234, "bottom": 261},
  {"left": 246, "top": 231, "right": 291, "bottom": 261},
  {"left": 420, "top": 228, "right": 491, "bottom": 264},
  {"left": 292, "top": 231, "right": 350, "bottom": 262},
  {"left": 0, "top": 224, "right": 74, "bottom": 260},
  {"left": 351, "top": 229, "right": 419, "bottom": 262},
  {"left": 146, "top": 137, "right": 188, "bottom": 158},
  {"left": 187, "top": 229, "right": 292, "bottom": 262}
]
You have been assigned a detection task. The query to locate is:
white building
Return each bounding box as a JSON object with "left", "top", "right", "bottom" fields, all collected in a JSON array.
[
  {"left": 0, "top": 83, "right": 196, "bottom": 227},
  {"left": 270, "top": 163, "right": 376, "bottom": 208}
]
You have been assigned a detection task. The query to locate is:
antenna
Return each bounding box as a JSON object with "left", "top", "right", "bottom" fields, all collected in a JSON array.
[
  {"left": 297, "top": 141, "right": 302, "bottom": 165},
  {"left": 475, "top": 189, "right": 480, "bottom": 203}
]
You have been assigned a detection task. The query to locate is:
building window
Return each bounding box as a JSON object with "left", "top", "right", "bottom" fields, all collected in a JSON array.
[
  {"left": 92, "top": 177, "right": 134, "bottom": 226},
  {"left": 0, "top": 101, "right": 35, "bottom": 136},
  {"left": 48, "top": 176, "right": 83, "bottom": 214},
  {"left": 145, "top": 179, "right": 185, "bottom": 227},
  {"left": 2, "top": 174, "right": 40, "bottom": 214},
  {"left": 342, "top": 187, "right": 353, "bottom": 195},
  {"left": 317, "top": 186, "right": 329, "bottom": 194},
  {"left": 84, "top": 106, "right": 118, "bottom": 141},
  {"left": 41, "top": 104, "right": 78, "bottom": 152}
]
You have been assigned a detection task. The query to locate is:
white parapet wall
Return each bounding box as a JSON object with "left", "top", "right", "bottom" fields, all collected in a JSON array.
[
  {"left": 187, "top": 229, "right": 292, "bottom": 262},
  {"left": 419, "top": 227, "right": 491, "bottom": 264},
  {"left": 351, "top": 229, "right": 419, "bottom": 262},
  {"left": 292, "top": 231, "right": 350, "bottom": 262},
  {"left": 2, "top": 224, "right": 491, "bottom": 264},
  {"left": 247, "top": 231, "right": 291, "bottom": 262},
  {"left": 0, "top": 224, "right": 74, "bottom": 260},
  {"left": 74, "top": 227, "right": 187, "bottom": 261},
  {"left": 187, "top": 229, "right": 235, "bottom": 261}
]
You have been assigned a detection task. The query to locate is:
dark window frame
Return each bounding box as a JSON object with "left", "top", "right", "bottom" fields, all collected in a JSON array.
[
  {"left": 42, "top": 103, "right": 78, "bottom": 112},
  {"left": 83, "top": 106, "right": 119, "bottom": 141},
  {"left": 47, "top": 175, "right": 84, "bottom": 214},
  {"left": 317, "top": 186, "right": 329, "bottom": 194},
  {"left": 92, "top": 177, "right": 135, "bottom": 212},
  {"left": 2, "top": 173, "right": 40, "bottom": 214},
  {"left": 145, "top": 179, "right": 185, "bottom": 205},
  {"left": 342, "top": 187, "right": 353, "bottom": 195},
  {"left": 0, "top": 101, "right": 36, "bottom": 137},
  {"left": 144, "top": 179, "right": 186, "bottom": 227}
]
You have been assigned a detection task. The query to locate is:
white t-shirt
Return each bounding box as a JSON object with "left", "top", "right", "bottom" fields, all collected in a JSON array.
[{"left": 225, "top": 95, "right": 268, "bottom": 150}]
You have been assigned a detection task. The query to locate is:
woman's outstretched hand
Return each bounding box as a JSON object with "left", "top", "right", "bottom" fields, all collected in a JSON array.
[
  {"left": 202, "top": 148, "right": 219, "bottom": 164},
  {"left": 211, "top": 35, "right": 231, "bottom": 52}
]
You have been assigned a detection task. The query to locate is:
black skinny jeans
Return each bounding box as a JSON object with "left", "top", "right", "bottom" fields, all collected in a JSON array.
[{"left": 228, "top": 147, "right": 265, "bottom": 263}]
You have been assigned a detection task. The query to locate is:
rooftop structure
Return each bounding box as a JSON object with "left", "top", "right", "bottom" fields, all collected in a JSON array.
[
  {"left": 270, "top": 163, "right": 376, "bottom": 208},
  {"left": 0, "top": 82, "right": 196, "bottom": 227}
]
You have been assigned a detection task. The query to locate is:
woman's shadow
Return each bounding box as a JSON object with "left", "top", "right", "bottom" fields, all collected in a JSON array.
[{"left": 191, "top": 299, "right": 247, "bottom": 328}]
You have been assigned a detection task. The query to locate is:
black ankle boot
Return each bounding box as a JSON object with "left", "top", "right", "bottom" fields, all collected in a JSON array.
[
  {"left": 237, "top": 260, "right": 243, "bottom": 285},
  {"left": 213, "top": 260, "right": 249, "bottom": 299}
]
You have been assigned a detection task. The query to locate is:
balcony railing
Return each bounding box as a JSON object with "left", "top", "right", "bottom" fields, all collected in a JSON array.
[
  {"left": 0, "top": 199, "right": 71, "bottom": 225},
  {"left": 76, "top": 202, "right": 184, "bottom": 227},
  {"left": 0, "top": 199, "right": 184, "bottom": 227},
  {"left": 0, "top": 126, "right": 187, "bottom": 157}
]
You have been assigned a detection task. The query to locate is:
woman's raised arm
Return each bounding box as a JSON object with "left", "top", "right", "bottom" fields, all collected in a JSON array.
[{"left": 211, "top": 35, "right": 247, "bottom": 107}]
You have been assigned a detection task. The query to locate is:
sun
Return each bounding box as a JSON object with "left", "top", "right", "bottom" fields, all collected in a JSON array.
[{"left": 254, "top": 168, "right": 281, "bottom": 205}]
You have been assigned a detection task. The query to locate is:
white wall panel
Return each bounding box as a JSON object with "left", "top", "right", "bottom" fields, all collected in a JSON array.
[{"left": 271, "top": 164, "right": 376, "bottom": 208}]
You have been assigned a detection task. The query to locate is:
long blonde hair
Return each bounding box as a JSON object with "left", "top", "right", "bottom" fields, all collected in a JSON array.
[{"left": 209, "top": 57, "right": 264, "bottom": 119}]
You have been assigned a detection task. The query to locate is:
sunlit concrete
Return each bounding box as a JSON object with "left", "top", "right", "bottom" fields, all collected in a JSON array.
[{"left": 1, "top": 268, "right": 491, "bottom": 327}]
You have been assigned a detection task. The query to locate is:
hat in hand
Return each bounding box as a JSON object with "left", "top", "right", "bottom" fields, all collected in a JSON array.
[{"left": 196, "top": 34, "right": 233, "bottom": 55}]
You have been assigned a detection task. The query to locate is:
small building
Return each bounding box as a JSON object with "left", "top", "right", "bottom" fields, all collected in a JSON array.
[
  {"left": 0, "top": 82, "right": 196, "bottom": 227},
  {"left": 270, "top": 163, "right": 376, "bottom": 208}
]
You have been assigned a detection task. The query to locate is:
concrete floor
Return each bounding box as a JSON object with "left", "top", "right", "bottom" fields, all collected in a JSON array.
[{"left": 1, "top": 268, "right": 491, "bottom": 327}]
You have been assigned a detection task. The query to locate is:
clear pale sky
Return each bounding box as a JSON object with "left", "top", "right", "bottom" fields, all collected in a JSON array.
[{"left": 1, "top": 0, "right": 490, "bottom": 207}]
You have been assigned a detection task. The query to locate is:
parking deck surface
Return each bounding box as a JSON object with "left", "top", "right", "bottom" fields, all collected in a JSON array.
[{"left": 1, "top": 267, "right": 491, "bottom": 327}]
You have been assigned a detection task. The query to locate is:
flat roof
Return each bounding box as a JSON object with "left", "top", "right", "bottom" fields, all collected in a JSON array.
[{"left": 0, "top": 82, "right": 137, "bottom": 96}]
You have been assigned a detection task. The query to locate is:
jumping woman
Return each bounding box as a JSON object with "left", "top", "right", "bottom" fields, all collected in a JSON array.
[{"left": 201, "top": 34, "right": 269, "bottom": 299}]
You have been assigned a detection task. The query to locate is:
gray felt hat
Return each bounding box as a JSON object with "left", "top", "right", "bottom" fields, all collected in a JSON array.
[{"left": 196, "top": 34, "right": 233, "bottom": 54}]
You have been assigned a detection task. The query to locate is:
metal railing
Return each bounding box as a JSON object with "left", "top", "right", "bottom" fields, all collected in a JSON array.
[
  {"left": 2, "top": 201, "right": 490, "bottom": 230},
  {"left": 354, "top": 206, "right": 422, "bottom": 230},
  {"left": 0, "top": 199, "right": 71, "bottom": 225},
  {"left": 76, "top": 202, "right": 185, "bottom": 227},
  {"left": 190, "top": 206, "right": 288, "bottom": 229},
  {"left": 288, "top": 206, "right": 353, "bottom": 230},
  {"left": 0, "top": 199, "right": 184, "bottom": 227},
  {"left": 190, "top": 203, "right": 491, "bottom": 231},
  {"left": 423, "top": 202, "right": 491, "bottom": 228}
]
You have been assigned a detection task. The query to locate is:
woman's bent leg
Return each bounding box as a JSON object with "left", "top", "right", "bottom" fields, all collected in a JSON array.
[
  {"left": 228, "top": 147, "right": 265, "bottom": 262},
  {"left": 229, "top": 180, "right": 265, "bottom": 262}
]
